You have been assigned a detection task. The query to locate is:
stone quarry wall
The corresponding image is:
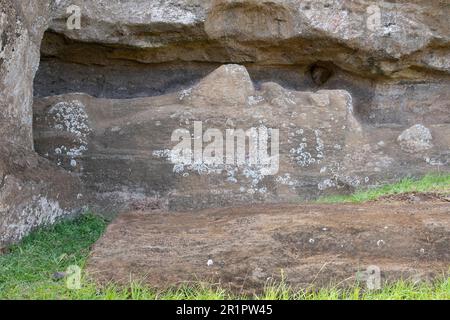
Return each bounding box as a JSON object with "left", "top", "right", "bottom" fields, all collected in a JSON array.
[
  {"left": 1, "top": 0, "right": 450, "bottom": 245},
  {"left": 0, "top": 0, "right": 83, "bottom": 248}
]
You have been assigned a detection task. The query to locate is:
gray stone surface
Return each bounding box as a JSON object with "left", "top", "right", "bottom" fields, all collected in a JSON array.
[
  {"left": 0, "top": 0, "right": 83, "bottom": 247},
  {"left": 46, "top": 0, "right": 450, "bottom": 77}
]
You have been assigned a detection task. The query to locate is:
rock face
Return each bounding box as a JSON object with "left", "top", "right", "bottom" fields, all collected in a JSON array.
[
  {"left": 0, "top": 0, "right": 50, "bottom": 148},
  {"left": 190, "top": 64, "right": 255, "bottom": 107},
  {"left": 45, "top": 0, "right": 450, "bottom": 77},
  {"left": 87, "top": 201, "right": 450, "bottom": 292},
  {"left": 33, "top": 65, "right": 450, "bottom": 213},
  {"left": 1, "top": 1, "right": 450, "bottom": 243},
  {"left": 0, "top": 0, "right": 85, "bottom": 248},
  {"left": 0, "top": 144, "right": 83, "bottom": 245},
  {"left": 34, "top": 77, "right": 371, "bottom": 212}
]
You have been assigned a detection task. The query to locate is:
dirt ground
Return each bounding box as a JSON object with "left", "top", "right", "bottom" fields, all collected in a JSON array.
[{"left": 86, "top": 195, "right": 449, "bottom": 293}]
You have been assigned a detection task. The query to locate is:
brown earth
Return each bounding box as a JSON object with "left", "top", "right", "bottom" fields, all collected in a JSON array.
[{"left": 86, "top": 198, "right": 450, "bottom": 293}]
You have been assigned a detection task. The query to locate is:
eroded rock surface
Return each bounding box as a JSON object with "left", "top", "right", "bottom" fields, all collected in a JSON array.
[
  {"left": 0, "top": 0, "right": 51, "bottom": 148},
  {"left": 86, "top": 201, "right": 450, "bottom": 292},
  {"left": 45, "top": 0, "right": 450, "bottom": 77},
  {"left": 34, "top": 64, "right": 450, "bottom": 213},
  {"left": 190, "top": 64, "right": 255, "bottom": 107},
  {"left": 0, "top": 0, "right": 84, "bottom": 247},
  {"left": 0, "top": 143, "right": 83, "bottom": 245}
]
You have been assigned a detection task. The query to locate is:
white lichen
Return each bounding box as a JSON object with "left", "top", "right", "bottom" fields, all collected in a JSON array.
[{"left": 48, "top": 100, "right": 91, "bottom": 168}]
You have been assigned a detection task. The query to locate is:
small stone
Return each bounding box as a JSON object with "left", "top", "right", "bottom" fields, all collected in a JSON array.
[
  {"left": 397, "top": 124, "right": 433, "bottom": 153},
  {"left": 52, "top": 272, "right": 67, "bottom": 280}
]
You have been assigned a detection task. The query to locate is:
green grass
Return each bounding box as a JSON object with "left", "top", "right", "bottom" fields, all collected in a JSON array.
[
  {"left": 0, "top": 213, "right": 449, "bottom": 300},
  {"left": 318, "top": 173, "right": 450, "bottom": 204},
  {"left": 0, "top": 214, "right": 107, "bottom": 299}
]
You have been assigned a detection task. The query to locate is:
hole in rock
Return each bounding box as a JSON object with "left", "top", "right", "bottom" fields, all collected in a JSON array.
[{"left": 309, "top": 62, "right": 334, "bottom": 86}]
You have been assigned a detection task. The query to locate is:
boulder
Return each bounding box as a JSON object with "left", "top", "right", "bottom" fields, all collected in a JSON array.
[{"left": 398, "top": 124, "right": 433, "bottom": 153}]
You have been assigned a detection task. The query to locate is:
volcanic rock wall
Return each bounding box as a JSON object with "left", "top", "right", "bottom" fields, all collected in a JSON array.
[
  {"left": 0, "top": 0, "right": 83, "bottom": 248},
  {"left": 1, "top": 0, "right": 450, "bottom": 245}
]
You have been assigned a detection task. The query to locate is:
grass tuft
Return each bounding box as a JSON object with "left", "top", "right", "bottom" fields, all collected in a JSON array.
[
  {"left": 0, "top": 213, "right": 107, "bottom": 299},
  {"left": 318, "top": 173, "right": 450, "bottom": 204}
]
